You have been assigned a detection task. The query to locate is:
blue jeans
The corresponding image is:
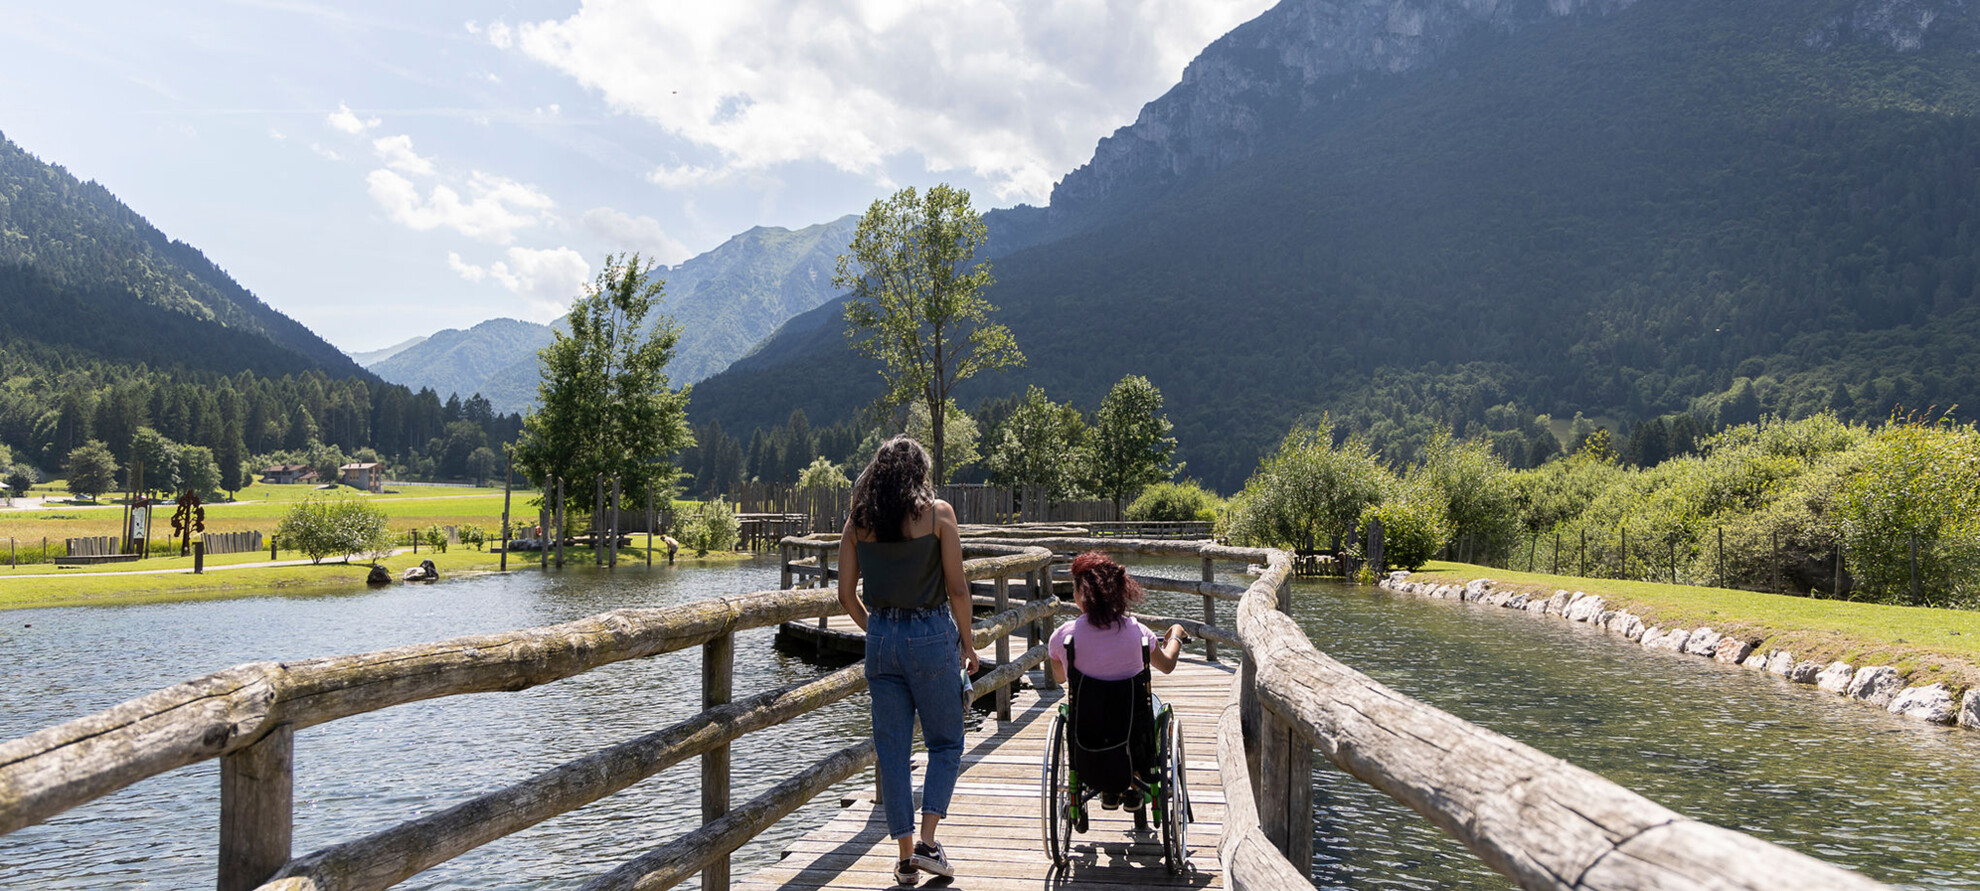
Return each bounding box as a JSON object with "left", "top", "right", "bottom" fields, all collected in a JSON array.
[{"left": 865, "top": 606, "right": 966, "bottom": 840}]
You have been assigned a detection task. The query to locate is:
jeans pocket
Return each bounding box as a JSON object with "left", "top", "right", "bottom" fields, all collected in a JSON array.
[{"left": 907, "top": 629, "right": 957, "bottom": 676}]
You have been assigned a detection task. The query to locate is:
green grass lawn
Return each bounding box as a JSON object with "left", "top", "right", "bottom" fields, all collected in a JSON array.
[
  {"left": 0, "top": 549, "right": 510, "bottom": 611},
  {"left": 1405, "top": 562, "right": 1980, "bottom": 690}
]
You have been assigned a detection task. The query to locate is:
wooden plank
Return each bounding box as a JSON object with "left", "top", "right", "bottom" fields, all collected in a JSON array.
[{"left": 739, "top": 658, "right": 1232, "bottom": 891}]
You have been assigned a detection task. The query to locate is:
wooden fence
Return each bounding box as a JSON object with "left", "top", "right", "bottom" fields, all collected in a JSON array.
[
  {"left": 205, "top": 531, "right": 265, "bottom": 555},
  {"left": 63, "top": 536, "right": 120, "bottom": 557},
  {"left": 0, "top": 543, "right": 1058, "bottom": 891}
]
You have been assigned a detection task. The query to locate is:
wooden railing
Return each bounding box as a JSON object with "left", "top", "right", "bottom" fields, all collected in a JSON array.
[
  {"left": 970, "top": 536, "right": 1895, "bottom": 891},
  {"left": 0, "top": 544, "right": 1056, "bottom": 891}
]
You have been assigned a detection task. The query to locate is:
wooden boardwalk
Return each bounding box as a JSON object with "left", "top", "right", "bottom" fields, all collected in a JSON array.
[{"left": 739, "top": 653, "right": 1235, "bottom": 891}]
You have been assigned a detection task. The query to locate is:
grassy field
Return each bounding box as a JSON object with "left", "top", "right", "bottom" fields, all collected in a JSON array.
[
  {"left": 1, "top": 482, "right": 533, "bottom": 558},
  {"left": 1408, "top": 561, "right": 1980, "bottom": 690}
]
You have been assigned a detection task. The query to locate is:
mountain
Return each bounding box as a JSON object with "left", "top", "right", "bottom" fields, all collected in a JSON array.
[
  {"left": 370, "top": 215, "right": 862, "bottom": 413},
  {"left": 368, "top": 318, "right": 555, "bottom": 413},
  {"left": 689, "top": 0, "right": 1980, "bottom": 492},
  {"left": 350, "top": 336, "right": 427, "bottom": 367},
  {"left": 0, "top": 131, "right": 368, "bottom": 379}
]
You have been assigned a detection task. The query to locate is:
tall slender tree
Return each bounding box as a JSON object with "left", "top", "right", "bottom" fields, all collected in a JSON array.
[
  {"left": 515, "top": 253, "right": 693, "bottom": 511},
  {"left": 1087, "top": 375, "right": 1179, "bottom": 513},
  {"left": 836, "top": 184, "right": 1023, "bottom": 482}
]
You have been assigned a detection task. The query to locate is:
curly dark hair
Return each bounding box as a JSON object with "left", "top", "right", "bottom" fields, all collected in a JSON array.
[
  {"left": 1070, "top": 551, "right": 1144, "bottom": 629},
  {"left": 849, "top": 435, "right": 936, "bottom": 542}
]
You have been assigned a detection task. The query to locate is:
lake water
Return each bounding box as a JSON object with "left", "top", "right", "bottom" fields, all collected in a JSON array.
[{"left": 3, "top": 562, "right": 1977, "bottom": 888}]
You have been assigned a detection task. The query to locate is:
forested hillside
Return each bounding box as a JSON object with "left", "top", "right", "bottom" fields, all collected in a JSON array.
[
  {"left": 368, "top": 318, "right": 554, "bottom": 416},
  {"left": 0, "top": 133, "right": 520, "bottom": 484},
  {"left": 0, "top": 132, "right": 363, "bottom": 378},
  {"left": 691, "top": 0, "right": 1980, "bottom": 492}
]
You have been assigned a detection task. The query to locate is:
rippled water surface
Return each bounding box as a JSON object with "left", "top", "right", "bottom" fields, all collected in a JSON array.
[
  {"left": 0, "top": 560, "right": 870, "bottom": 889},
  {"left": 6, "top": 563, "right": 1979, "bottom": 889},
  {"left": 1283, "top": 579, "right": 1980, "bottom": 890}
]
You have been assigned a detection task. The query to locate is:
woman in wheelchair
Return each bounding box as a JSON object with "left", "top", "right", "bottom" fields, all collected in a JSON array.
[{"left": 1045, "top": 553, "right": 1190, "bottom": 843}]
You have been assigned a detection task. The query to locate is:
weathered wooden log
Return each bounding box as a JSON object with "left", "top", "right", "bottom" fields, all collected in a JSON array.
[
  {"left": 967, "top": 642, "right": 1049, "bottom": 701},
  {"left": 0, "top": 587, "right": 842, "bottom": 836},
  {"left": 702, "top": 633, "right": 733, "bottom": 891},
  {"left": 1235, "top": 578, "right": 1891, "bottom": 891},
  {"left": 576, "top": 741, "right": 877, "bottom": 891},
  {"left": 1048, "top": 569, "right": 1248, "bottom": 602},
  {"left": 221, "top": 723, "right": 294, "bottom": 891},
  {"left": 968, "top": 598, "right": 1067, "bottom": 649},
  {"left": 972, "top": 535, "right": 1278, "bottom": 564},
  {"left": 1216, "top": 673, "right": 1315, "bottom": 891},
  {"left": 262, "top": 664, "right": 869, "bottom": 891},
  {"left": 1133, "top": 615, "right": 1241, "bottom": 650}
]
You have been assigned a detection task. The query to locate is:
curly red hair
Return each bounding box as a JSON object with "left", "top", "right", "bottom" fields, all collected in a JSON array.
[{"left": 1070, "top": 551, "right": 1143, "bottom": 628}]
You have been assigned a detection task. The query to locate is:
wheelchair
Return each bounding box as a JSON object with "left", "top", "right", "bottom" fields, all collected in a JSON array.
[{"left": 1039, "top": 633, "right": 1192, "bottom": 873}]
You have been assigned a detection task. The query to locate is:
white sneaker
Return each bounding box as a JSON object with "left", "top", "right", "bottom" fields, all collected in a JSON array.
[{"left": 911, "top": 840, "right": 954, "bottom": 878}]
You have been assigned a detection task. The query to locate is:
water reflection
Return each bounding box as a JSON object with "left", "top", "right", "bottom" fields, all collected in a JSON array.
[{"left": 0, "top": 559, "right": 870, "bottom": 890}]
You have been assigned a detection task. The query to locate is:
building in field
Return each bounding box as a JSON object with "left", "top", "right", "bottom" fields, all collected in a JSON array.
[
  {"left": 339, "top": 462, "right": 385, "bottom": 493},
  {"left": 260, "top": 464, "right": 316, "bottom": 485}
]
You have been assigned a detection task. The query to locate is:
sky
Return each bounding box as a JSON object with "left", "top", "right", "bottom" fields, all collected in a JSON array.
[{"left": 0, "top": 0, "right": 1274, "bottom": 353}]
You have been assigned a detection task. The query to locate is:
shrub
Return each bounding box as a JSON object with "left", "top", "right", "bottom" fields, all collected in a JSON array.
[
  {"left": 420, "top": 525, "right": 451, "bottom": 553},
  {"left": 276, "top": 497, "right": 393, "bottom": 564},
  {"left": 1125, "top": 480, "right": 1220, "bottom": 522},
  {"left": 1363, "top": 477, "right": 1451, "bottom": 571},
  {"left": 1225, "top": 425, "right": 1388, "bottom": 550},
  {"left": 681, "top": 497, "right": 740, "bottom": 556}
]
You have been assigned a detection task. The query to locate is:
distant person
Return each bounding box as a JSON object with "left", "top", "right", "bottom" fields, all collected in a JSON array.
[{"left": 837, "top": 435, "right": 974, "bottom": 885}]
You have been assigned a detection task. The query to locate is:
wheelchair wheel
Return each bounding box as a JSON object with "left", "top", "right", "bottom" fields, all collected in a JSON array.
[
  {"left": 1041, "top": 708, "right": 1074, "bottom": 867},
  {"left": 1161, "top": 712, "right": 1190, "bottom": 874}
]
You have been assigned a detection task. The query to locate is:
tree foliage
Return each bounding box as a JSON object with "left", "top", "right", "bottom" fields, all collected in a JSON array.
[
  {"left": 987, "top": 385, "right": 1090, "bottom": 498},
  {"left": 64, "top": 439, "right": 117, "bottom": 502},
  {"left": 1125, "top": 480, "right": 1220, "bottom": 523},
  {"left": 516, "top": 253, "right": 693, "bottom": 510},
  {"left": 680, "top": 497, "right": 740, "bottom": 556},
  {"left": 797, "top": 455, "right": 851, "bottom": 492},
  {"left": 274, "top": 496, "right": 393, "bottom": 564},
  {"left": 1224, "top": 424, "right": 1387, "bottom": 552},
  {"left": 836, "top": 184, "right": 1022, "bottom": 483},
  {"left": 1088, "top": 375, "right": 1179, "bottom": 510},
  {"left": 905, "top": 399, "right": 980, "bottom": 483}
]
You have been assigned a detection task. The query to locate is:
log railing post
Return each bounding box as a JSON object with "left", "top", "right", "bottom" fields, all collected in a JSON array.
[
  {"left": 703, "top": 632, "right": 734, "bottom": 891},
  {"left": 779, "top": 544, "right": 793, "bottom": 590},
  {"left": 218, "top": 723, "right": 293, "bottom": 891},
  {"left": 994, "top": 574, "right": 1012, "bottom": 721},
  {"left": 1257, "top": 704, "right": 1313, "bottom": 872},
  {"left": 1201, "top": 556, "right": 1219, "bottom": 661},
  {"left": 1032, "top": 568, "right": 1058, "bottom": 691}
]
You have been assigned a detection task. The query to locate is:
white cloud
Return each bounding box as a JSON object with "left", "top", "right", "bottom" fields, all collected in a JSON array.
[
  {"left": 310, "top": 143, "right": 344, "bottom": 161},
  {"left": 269, "top": 128, "right": 288, "bottom": 142},
  {"left": 450, "top": 247, "right": 592, "bottom": 319},
  {"left": 372, "top": 134, "right": 437, "bottom": 176},
  {"left": 580, "top": 207, "right": 691, "bottom": 265},
  {"left": 367, "top": 169, "right": 556, "bottom": 243},
  {"left": 488, "top": 0, "right": 1276, "bottom": 201},
  {"left": 446, "top": 251, "right": 487, "bottom": 282},
  {"left": 327, "top": 102, "right": 381, "bottom": 135}
]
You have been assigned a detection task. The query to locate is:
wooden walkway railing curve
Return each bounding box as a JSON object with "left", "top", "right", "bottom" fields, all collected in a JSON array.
[{"left": 0, "top": 534, "right": 1899, "bottom": 891}]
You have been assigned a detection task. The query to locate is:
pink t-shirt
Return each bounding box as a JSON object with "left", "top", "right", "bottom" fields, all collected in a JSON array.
[{"left": 1049, "top": 614, "right": 1159, "bottom": 682}]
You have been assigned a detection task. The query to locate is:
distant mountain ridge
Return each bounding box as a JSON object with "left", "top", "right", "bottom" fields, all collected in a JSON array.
[
  {"left": 0, "top": 131, "right": 367, "bottom": 379},
  {"left": 368, "top": 319, "right": 553, "bottom": 413},
  {"left": 349, "top": 336, "right": 427, "bottom": 367},
  {"left": 369, "top": 215, "right": 861, "bottom": 413},
  {"left": 689, "top": 0, "right": 1980, "bottom": 491}
]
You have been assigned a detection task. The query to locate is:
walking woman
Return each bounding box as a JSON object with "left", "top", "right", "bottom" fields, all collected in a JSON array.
[{"left": 837, "top": 435, "right": 975, "bottom": 885}]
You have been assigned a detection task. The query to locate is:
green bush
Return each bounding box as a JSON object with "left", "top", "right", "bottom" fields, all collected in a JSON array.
[
  {"left": 1225, "top": 424, "right": 1388, "bottom": 550},
  {"left": 682, "top": 497, "right": 740, "bottom": 556},
  {"left": 1125, "top": 480, "right": 1221, "bottom": 522},
  {"left": 275, "top": 497, "right": 393, "bottom": 564},
  {"left": 420, "top": 525, "right": 451, "bottom": 553},
  {"left": 1364, "top": 477, "right": 1451, "bottom": 571},
  {"left": 1833, "top": 419, "right": 1980, "bottom": 607}
]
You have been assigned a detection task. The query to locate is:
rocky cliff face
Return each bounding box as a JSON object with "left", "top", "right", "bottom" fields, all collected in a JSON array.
[
  {"left": 1804, "top": 0, "right": 1973, "bottom": 52},
  {"left": 1048, "top": 0, "right": 1642, "bottom": 219}
]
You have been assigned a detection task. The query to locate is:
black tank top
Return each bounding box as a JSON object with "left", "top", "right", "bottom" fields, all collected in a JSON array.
[{"left": 856, "top": 533, "right": 946, "bottom": 611}]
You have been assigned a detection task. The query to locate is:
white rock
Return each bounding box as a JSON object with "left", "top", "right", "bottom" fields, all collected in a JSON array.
[
  {"left": 1846, "top": 666, "right": 1903, "bottom": 707},
  {"left": 1388, "top": 570, "right": 1411, "bottom": 584},
  {"left": 1544, "top": 591, "right": 1571, "bottom": 615},
  {"left": 1684, "top": 628, "right": 1723, "bottom": 657},
  {"left": 1740, "top": 651, "right": 1770, "bottom": 670},
  {"left": 1647, "top": 628, "right": 1691, "bottom": 652},
  {"left": 1464, "top": 579, "right": 1493, "bottom": 600},
  {"left": 1888, "top": 684, "right": 1956, "bottom": 724},
  {"left": 1566, "top": 595, "right": 1607, "bottom": 623},
  {"left": 1766, "top": 650, "right": 1795, "bottom": 675},
  {"left": 1788, "top": 660, "right": 1823, "bottom": 684},
  {"left": 1715, "top": 638, "right": 1754, "bottom": 664},
  {"left": 1961, "top": 690, "right": 1980, "bottom": 729},
  {"left": 1816, "top": 662, "right": 1855, "bottom": 694},
  {"left": 1505, "top": 593, "right": 1530, "bottom": 609},
  {"left": 1611, "top": 613, "right": 1645, "bottom": 641}
]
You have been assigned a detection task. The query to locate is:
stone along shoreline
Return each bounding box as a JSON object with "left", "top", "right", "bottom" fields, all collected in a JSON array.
[{"left": 1379, "top": 571, "right": 1980, "bottom": 730}]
